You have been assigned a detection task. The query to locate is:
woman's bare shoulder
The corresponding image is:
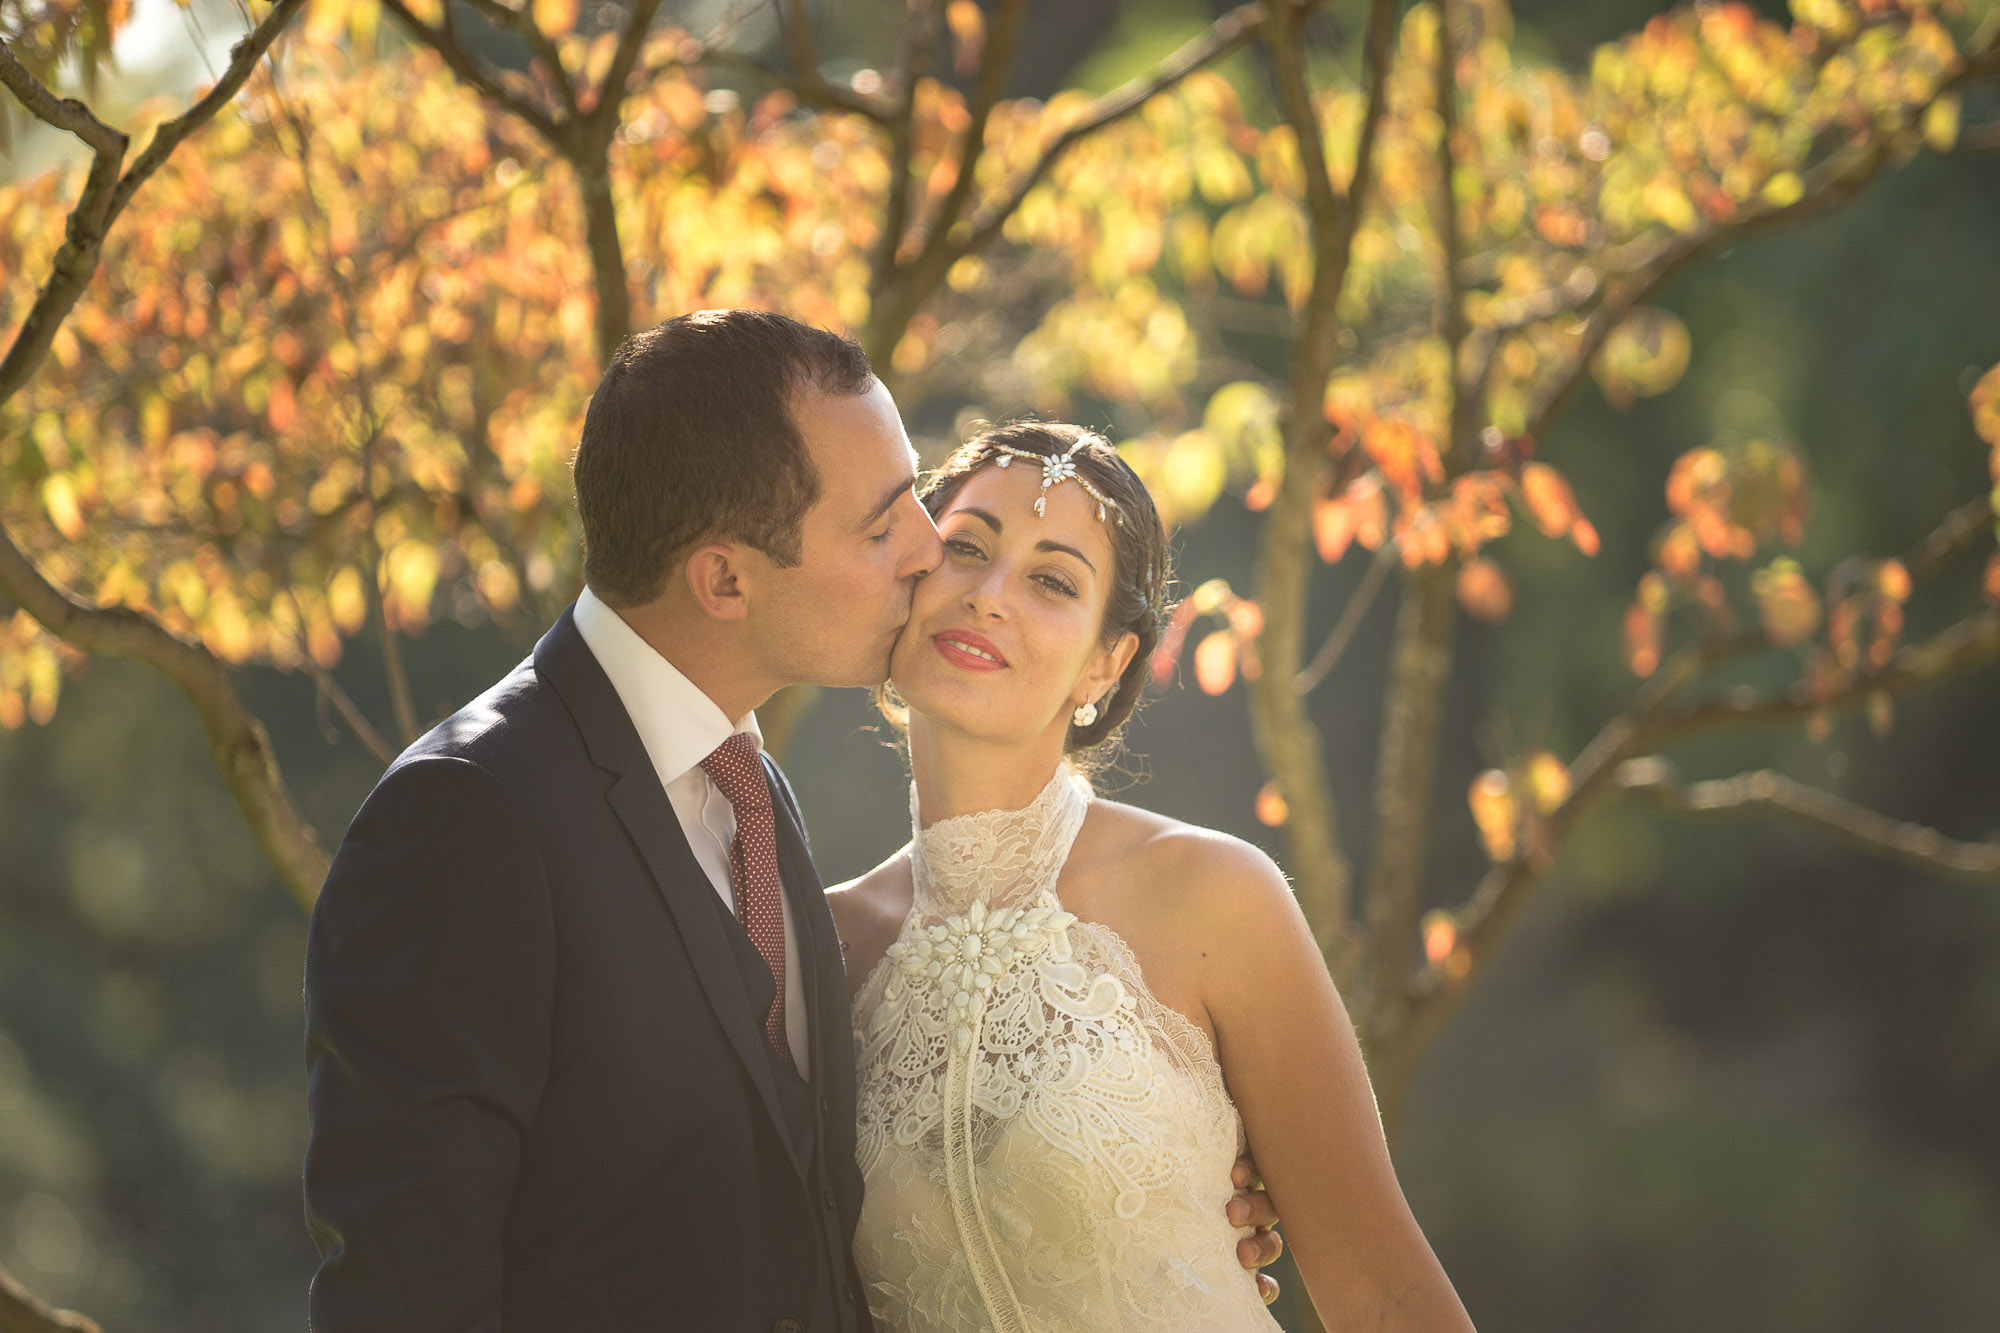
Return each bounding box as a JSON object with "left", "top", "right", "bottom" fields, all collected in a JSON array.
[{"left": 1083, "top": 798, "right": 1292, "bottom": 910}]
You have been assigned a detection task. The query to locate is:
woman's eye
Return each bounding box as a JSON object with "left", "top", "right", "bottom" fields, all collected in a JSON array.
[
  {"left": 944, "top": 537, "right": 984, "bottom": 558},
  {"left": 1035, "top": 573, "right": 1078, "bottom": 598}
]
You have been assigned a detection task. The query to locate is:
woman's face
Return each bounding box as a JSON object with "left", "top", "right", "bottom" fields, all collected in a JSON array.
[{"left": 889, "top": 458, "right": 1136, "bottom": 747}]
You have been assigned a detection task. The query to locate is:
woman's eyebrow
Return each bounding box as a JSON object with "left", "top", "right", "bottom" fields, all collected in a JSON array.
[{"left": 951, "top": 504, "right": 1096, "bottom": 572}]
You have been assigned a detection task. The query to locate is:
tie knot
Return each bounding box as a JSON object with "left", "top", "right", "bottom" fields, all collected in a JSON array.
[{"left": 699, "top": 731, "right": 768, "bottom": 812}]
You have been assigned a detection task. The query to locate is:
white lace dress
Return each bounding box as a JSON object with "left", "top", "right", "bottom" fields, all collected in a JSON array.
[{"left": 850, "top": 768, "right": 1280, "bottom": 1332}]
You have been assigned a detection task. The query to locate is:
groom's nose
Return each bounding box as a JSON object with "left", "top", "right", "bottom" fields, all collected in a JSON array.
[{"left": 901, "top": 511, "right": 943, "bottom": 581}]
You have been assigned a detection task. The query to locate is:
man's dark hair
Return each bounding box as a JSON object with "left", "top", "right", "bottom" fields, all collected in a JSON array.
[{"left": 572, "top": 309, "right": 873, "bottom": 606}]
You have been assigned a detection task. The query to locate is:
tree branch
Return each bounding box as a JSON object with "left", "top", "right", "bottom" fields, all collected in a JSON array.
[
  {"left": 1617, "top": 756, "right": 2000, "bottom": 881},
  {"left": 861, "top": 0, "right": 1027, "bottom": 361},
  {"left": 1898, "top": 495, "right": 1995, "bottom": 580},
  {"left": 0, "top": 528, "right": 332, "bottom": 908},
  {"left": 709, "top": 0, "right": 893, "bottom": 122},
  {"left": 1401, "top": 604, "right": 2000, "bottom": 1055},
  {"left": 0, "top": 0, "right": 328, "bottom": 911},
  {"left": 1295, "top": 541, "right": 1394, "bottom": 693},
  {"left": 870, "top": 0, "right": 941, "bottom": 293},
  {"left": 1523, "top": 26, "right": 2000, "bottom": 443},
  {"left": 1359, "top": 6, "right": 1478, "bottom": 1068},
  {"left": 948, "top": 2, "right": 1269, "bottom": 265},
  {"left": 376, "top": 0, "right": 563, "bottom": 140},
  {"left": 1637, "top": 607, "right": 2000, "bottom": 745},
  {"left": 0, "top": 1259, "right": 100, "bottom": 1333},
  {"left": 1430, "top": 0, "right": 1473, "bottom": 467},
  {"left": 586, "top": 0, "right": 665, "bottom": 134},
  {"left": 301, "top": 652, "right": 398, "bottom": 767},
  {"left": 0, "top": 44, "right": 128, "bottom": 406},
  {"left": 703, "top": 47, "right": 893, "bottom": 121},
  {"left": 1247, "top": 0, "right": 1397, "bottom": 986},
  {"left": 460, "top": 0, "right": 579, "bottom": 116}
]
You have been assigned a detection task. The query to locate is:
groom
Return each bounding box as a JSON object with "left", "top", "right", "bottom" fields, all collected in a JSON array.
[{"left": 302, "top": 309, "right": 1280, "bottom": 1331}]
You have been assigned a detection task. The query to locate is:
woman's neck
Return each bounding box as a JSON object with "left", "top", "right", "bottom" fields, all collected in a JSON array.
[{"left": 907, "top": 716, "right": 1070, "bottom": 827}]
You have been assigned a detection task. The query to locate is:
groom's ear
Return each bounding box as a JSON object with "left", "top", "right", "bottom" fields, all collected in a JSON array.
[{"left": 684, "top": 543, "right": 751, "bottom": 622}]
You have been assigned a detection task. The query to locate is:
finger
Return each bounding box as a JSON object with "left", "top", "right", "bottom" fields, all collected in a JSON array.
[
  {"left": 1231, "top": 1156, "right": 1256, "bottom": 1189},
  {"left": 1235, "top": 1227, "right": 1283, "bottom": 1270},
  {"left": 1256, "top": 1228, "right": 1284, "bottom": 1267},
  {"left": 1256, "top": 1273, "right": 1280, "bottom": 1306},
  {"left": 1231, "top": 1187, "right": 1280, "bottom": 1231}
]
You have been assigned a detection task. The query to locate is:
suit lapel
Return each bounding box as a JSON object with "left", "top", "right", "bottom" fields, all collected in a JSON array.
[
  {"left": 765, "top": 759, "right": 832, "bottom": 1081},
  {"left": 766, "top": 758, "right": 861, "bottom": 1133},
  {"left": 535, "top": 607, "right": 807, "bottom": 1183}
]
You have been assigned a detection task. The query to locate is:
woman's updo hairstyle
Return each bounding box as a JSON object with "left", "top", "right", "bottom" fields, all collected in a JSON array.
[{"left": 919, "top": 421, "right": 1171, "bottom": 753}]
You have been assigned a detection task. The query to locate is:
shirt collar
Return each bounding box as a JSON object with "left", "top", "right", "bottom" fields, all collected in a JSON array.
[{"left": 572, "top": 585, "right": 761, "bottom": 787}]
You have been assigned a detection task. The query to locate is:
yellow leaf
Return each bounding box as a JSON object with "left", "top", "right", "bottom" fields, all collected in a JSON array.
[
  {"left": 386, "top": 541, "right": 441, "bottom": 623},
  {"left": 42, "top": 475, "right": 86, "bottom": 540},
  {"left": 532, "top": 0, "right": 579, "bottom": 40},
  {"left": 1642, "top": 174, "right": 1700, "bottom": 234},
  {"left": 1923, "top": 94, "right": 1959, "bottom": 153},
  {"left": 1761, "top": 171, "right": 1804, "bottom": 208},
  {"left": 1525, "top": 752, "right": 1570, "bottom": 814},
  {"left": 328, "top": 567, "right": 368, "bottom": 635},
  {"left": 1161, "top": 430, "right": 1227, "bottom": 523},
  {"left": 26, "top": 642, "right": 60, "bottom": 726}
]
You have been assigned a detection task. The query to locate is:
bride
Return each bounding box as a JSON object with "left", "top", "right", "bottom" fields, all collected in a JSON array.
[{"left": 830, "top": 423, "right": 1474, "bottom": 1332}]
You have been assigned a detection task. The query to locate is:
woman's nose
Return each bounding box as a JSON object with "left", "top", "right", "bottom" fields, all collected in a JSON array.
[{"left": 965, "top": 568, "right": 1008, "bottom": 619}]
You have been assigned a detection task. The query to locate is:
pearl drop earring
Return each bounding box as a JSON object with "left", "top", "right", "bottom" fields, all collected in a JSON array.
[{"left": 1072, "top": 700, "right": 1099, "bottom": 727}]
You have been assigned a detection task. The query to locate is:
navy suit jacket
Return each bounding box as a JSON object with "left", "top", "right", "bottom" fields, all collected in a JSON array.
[{"left": 303, "top": 605, "right": 871, "bottom": 1332}]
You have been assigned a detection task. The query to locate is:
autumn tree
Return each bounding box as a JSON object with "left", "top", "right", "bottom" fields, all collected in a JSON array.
[{"left": 5, "top": 0, "right": 2000, "bottom": 1326}]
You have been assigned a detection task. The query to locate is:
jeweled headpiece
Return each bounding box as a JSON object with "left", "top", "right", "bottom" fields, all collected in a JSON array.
[{"left": 991, "top": 436, "right": 1121, "bottom": 523}]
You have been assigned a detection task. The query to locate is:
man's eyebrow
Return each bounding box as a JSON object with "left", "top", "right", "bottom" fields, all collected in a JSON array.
[
  {"left": 859, "top": 473, "right": 915, "bottom": 531},
  {"left": 951, "top": 505, "right": 1096, "bottom": 573}
]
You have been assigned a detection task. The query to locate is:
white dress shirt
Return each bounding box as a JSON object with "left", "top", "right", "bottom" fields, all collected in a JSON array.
[{"left": 572, "top": 586, "right": 810, "bottom": 1076}]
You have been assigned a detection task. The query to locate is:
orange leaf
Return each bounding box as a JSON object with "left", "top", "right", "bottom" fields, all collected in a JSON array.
[
  {"left": 1659, "top": 523, "right": 1701, "bottom": 578},
  {"left": 1193, "top": 630, "right": 1238, "bottom": 696},
  {"left": 1467, "top": 770, "right": 1517, "bottom": 861},
  {"left": 1624, "top": 601, "right": 1660, "bottom": 677},
  {"left": 1571, "top": 516, "right": 1600, "bottom": 557},
  {"left": 1421, "top": 910, "right": 1458, "bottom": 968},
  {"left": 1226, "top": 599, "right": 1264, "bottom": 639},
  {"left": 945, "top": 0, "right": 985, "bottom": 74},
  {"left": 1877, "top": 559, "right": 1911, "bottom": 603},
  {"left": 1350, "top": 474, "right": 1388, "bottom": 551},
  {"left": 1455, "top": 558, "right": 1514, "bottom": 622},
  {"left": 1520, "top": 462, "right": 1578, "bottom": 538},
  {"left": 267, "top": 377, "right": 298, "bottom": 433},
  {"left": 1313, "top": 495, "right": 1354, "bottom": 562}
]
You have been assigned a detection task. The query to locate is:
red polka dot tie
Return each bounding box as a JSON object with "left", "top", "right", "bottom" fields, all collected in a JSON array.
[{"left": 698, "top": 732, "right": 793, "bottom": 1067}]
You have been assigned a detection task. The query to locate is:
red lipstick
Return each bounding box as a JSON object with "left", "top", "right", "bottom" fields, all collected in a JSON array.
[{"left": 934, "top": 629, "right": 1008, "bottom": 671}]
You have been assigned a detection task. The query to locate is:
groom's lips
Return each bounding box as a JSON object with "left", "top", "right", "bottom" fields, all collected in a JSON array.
[{"left": 934, "top": 629, "right": 1008, "bottom": 671}]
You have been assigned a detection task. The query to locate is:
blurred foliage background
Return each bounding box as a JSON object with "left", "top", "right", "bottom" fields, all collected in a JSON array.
[{"left": 2, "top": 0, "right": 1998, "bottom": 1328}]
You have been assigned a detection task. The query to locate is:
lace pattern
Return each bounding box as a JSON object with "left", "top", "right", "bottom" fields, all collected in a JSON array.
[{"left": 852, "top": 768, "right": 1279, "bottom": 1332}]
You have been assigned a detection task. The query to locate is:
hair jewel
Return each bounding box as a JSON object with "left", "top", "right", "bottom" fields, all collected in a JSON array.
[{"left": 992, "top": 438, "right": 1121, "bottom": 524}]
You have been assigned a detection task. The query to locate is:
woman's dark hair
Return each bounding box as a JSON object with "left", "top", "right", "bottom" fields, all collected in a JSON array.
[
  {"left": 912, "top": 421, "right": 1172, "bottom": 753},
  {"left": 572, "top": 309, "right": 873, "bottom": 607}
]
